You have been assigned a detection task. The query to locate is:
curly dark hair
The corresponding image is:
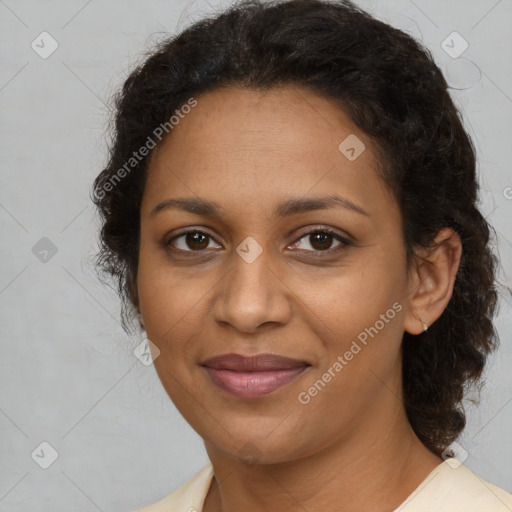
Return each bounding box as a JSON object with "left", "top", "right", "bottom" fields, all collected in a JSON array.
[{"left": 91, "top": 0, "right": 499, "bottom": 456}]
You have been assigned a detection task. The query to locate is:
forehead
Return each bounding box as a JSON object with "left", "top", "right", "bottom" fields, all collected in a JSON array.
[{"left": 141, "top": 84, "right": 394, "bottom": 221}]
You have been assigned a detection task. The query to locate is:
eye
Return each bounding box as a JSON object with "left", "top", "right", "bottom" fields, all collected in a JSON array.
[
  {"left": 165, "top": 227, "right": 352, "bottom": 255},
  {"left": 289, "top": 228, "right": 351, "bottom": 253},
  {"left": 166, "top": 230, "right": 221, "bottom": 252}
]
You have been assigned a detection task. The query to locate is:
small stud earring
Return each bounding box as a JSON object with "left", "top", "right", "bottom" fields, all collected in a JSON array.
[{"left": 421, "top": 319, "right": 428, "bottom": 332}]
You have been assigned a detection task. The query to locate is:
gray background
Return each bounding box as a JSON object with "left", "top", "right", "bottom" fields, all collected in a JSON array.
[{"left": 1, "top": 0, "right": 511, "bottom": 510}]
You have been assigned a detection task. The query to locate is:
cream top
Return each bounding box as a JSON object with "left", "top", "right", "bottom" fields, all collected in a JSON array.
[{"left": 135, "top": 458, "right": 512, "bottom": 512}]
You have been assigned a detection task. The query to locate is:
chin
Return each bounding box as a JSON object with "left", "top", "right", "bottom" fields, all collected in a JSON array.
[{"left": 203, "top": 425, "right": 318, "bottom": 468}]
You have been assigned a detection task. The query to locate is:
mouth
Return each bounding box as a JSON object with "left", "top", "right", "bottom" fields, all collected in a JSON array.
[{"left": 200, "top": 353, "right": 311, "bottom": 398}]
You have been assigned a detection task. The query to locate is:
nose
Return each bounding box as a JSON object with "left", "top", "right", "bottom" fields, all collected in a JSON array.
[{"left": 212, "top": 248, "right": 292, "bottom": 333}]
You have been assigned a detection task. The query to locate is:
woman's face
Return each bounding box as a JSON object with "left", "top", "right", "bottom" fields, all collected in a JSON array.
[{"left": 137, "top": 85, "right": 415, "bottom": 464}]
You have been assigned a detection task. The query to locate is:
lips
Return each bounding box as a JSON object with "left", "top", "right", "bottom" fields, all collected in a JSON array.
[{"left": 201, "top": 353, "right": 310, "bottom": 397}]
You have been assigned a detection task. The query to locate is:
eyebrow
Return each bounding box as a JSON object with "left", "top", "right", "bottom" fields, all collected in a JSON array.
[{"left": 149, "top": 194, "right": 369, "bottom": 218}]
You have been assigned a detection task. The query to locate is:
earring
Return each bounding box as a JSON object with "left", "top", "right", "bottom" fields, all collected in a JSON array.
[{"left": 421, "top": 319, "right": 428, "bottom": 332}]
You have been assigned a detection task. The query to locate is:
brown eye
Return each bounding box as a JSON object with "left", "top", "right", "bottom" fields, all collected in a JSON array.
[
  {"left": 308, "top": 232, "right": 335, "bottom": 251},
  {"left": 291, "top": 229, "right": 350, "bottom": 253},
  {"left": 166, "top": 230, "right": 220, "bottom": 252},
  {"left": 185, "top": 232, "right": 209, "bottom": 250}
]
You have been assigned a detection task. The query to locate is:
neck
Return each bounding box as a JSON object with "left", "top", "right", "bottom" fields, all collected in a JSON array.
[{"left": 202, "top": 369, "right": 443, "bottom": 512}]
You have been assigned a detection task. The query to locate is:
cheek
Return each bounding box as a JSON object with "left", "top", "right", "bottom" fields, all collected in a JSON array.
[
  {"left": 137, "top": 258, "right": 210, "bottom": 417},
  {"left": 295, "top": 255, "right": 407, "bottom": 405},
  {"left": 137, "top": 250, "right": 209, "bottom": 356},
  {"left": 297, "top": 256, "right": 405, "bottom": 344},
  {"left": 294, "top": 280, "right": 405, "bottom": 447}
]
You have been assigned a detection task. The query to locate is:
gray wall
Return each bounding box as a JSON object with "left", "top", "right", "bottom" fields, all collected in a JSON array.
[{"left": 1, "top": 0, "right": 511, "bottom": 510}]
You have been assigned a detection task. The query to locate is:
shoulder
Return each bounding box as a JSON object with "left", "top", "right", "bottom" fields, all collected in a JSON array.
[
  {"left": 134, "top": 463, "right": 214, "bottom": 512},
  {"left": 396, "top": 458, "right": 512, "bottom": 512}
]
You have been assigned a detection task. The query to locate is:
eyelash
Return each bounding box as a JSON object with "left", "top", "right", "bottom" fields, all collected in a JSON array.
[{"left": 165, "top": 227, "right": 352, "bottom": 256}]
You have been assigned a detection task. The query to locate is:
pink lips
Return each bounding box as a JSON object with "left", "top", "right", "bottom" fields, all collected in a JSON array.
[{"left": 201, "top": 353, "right": 310, "bottom": 398}]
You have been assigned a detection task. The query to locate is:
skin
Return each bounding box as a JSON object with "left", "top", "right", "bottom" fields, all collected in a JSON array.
[{"left": 135, "top": 84, "right": 462, "bottom": 512}]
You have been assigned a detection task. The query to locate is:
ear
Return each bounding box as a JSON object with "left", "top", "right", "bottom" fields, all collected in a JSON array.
[{"left": 404, "top": 227, "right": 462, "bottom": 335}]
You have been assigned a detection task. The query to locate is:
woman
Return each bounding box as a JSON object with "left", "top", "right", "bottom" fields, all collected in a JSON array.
[{"left": 91, "top": 0, "right": 512, "bottom": 510}]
